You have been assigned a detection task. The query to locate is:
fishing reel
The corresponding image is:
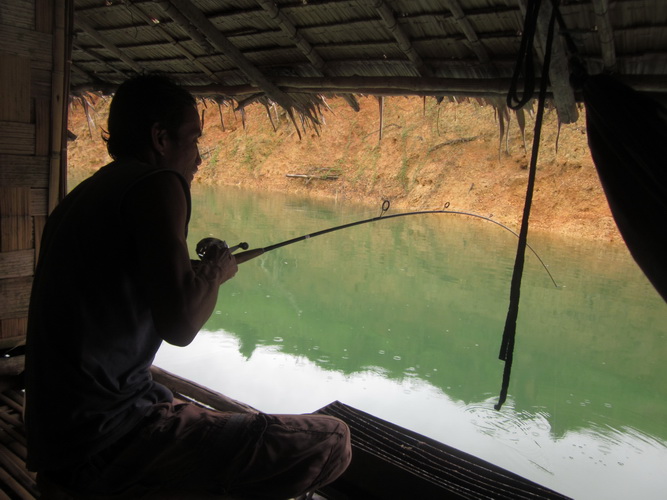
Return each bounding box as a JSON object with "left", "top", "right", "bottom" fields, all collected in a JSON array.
[{"left": 196, "top": 237, "right": 249, "bottom": 261}]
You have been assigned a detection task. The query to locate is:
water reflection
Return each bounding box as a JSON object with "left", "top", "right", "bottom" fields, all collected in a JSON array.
[
  {"left": 156, "top": 330, "right": 667, "bottom": 500},
  {"left": 155, "top": 185, "right": 667, "bottom": 500}
]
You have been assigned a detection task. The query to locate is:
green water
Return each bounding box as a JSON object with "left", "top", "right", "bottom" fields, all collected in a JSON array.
[{"left": 156, "top": 185, "right": 667, "bottom": 499}]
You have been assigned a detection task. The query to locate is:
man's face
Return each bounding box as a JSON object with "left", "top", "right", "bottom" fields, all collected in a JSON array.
[{"left": 161, "top": 105, "right": 202, "bottom": 185}]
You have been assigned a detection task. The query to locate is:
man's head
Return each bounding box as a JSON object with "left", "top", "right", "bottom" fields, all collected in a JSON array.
[
  {"left": 105, "top": 75, "right": 202, "bottom": 184},
  {"left": 105, "top": 75, "right": 197, "bottom": 159}
]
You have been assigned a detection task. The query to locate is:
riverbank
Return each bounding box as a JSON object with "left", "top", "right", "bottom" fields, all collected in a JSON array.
[{"left": 67, "top": 95, "right": 621, "bottom": 243}]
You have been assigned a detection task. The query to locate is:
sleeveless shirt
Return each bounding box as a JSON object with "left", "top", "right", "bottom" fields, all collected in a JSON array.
[{"left": 25, "top": 160, "right": 191, "bottom": 471}]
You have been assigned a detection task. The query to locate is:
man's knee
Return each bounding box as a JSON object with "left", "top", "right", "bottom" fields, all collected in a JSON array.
[
  {"left": 270, "top": 414, "right": 351, "bottom": 491},
  {"left": 228, "top": 413, "right": 351, "bottom": 498}
]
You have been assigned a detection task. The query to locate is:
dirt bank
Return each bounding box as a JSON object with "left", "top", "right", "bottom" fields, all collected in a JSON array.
[{"left": 67, "top": 95, "right": 621, "bottom": 243}]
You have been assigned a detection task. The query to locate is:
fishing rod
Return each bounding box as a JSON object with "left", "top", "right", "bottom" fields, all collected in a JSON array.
[{"left": 197, "top": 201, "right": 558, "bottom": 287}]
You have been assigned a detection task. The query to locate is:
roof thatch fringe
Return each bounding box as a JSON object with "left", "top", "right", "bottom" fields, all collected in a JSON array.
[
  {"left": 69, "top": 91, "right": 107, "bottom": 141},
  {"left": 490, "top": 97, "right": 534, "bottom": 158},
  {"left": 261, "top": 101, "right": 277, "bottom": 133},
  {"left": 69, "top": 83, "right": 562, "bottom": 152}
]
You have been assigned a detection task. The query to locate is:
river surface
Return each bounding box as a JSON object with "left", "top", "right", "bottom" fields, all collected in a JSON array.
[{"left": 154, "top": 184, "right": 667, "bottom": 500}]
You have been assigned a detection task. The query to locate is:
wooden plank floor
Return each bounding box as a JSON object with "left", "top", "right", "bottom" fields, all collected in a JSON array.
[
  {"left": 0, "top": 388, "right": 39, "bottom": 499},
  {"left": 0, "top": 368, "right": 260, "bottom": 500},
  {"left": 0, "top": 372, "right": 571, "bottom": 500}
]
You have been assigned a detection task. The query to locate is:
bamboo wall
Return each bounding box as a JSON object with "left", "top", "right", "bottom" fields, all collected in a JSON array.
[{"left": 0, "top": 0, "right": 71, "bottom": 351}]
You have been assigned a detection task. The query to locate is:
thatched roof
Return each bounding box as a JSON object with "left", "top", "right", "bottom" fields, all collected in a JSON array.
[{"left": 70, "top": 0, "right": 667, "bottom": 125}]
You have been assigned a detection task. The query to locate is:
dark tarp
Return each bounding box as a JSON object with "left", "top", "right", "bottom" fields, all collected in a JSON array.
[{"left": 583, "top": 75, "right": 667, "bottom": 302}]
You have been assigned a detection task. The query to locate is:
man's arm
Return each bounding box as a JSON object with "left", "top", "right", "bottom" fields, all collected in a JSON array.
[{"left": 122, "top": 173, "right": 237, "bottom": 346}]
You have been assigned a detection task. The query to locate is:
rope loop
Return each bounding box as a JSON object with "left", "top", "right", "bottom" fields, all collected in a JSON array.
[{"left": 506, "top": 0, "right": 543, "bottom": 110}]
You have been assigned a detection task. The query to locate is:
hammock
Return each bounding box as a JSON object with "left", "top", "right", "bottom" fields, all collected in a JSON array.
[{"left": 583, "top": 74, "right": 667, "bottom": 302}]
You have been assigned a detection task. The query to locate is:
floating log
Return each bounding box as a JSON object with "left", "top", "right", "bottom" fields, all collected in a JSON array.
[
  {"left": 286, "top": 173, "right": 340, "bottom": 181},
  {"left": 286, "top": 166, "right": 341, "bottom": 182}
]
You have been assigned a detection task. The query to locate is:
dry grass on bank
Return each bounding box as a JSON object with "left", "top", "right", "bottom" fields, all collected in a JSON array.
[{"left": 67, "top": 95, "right": 620, "bottom": 243}]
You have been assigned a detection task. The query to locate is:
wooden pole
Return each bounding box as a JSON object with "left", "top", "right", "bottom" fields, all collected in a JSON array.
[{"left": 48, "top": 0, "right": 69, "bottom": 212}]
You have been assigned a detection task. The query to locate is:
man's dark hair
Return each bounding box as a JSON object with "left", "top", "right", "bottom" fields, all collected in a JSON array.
[{"left": 105, "top": 75, "right": 196, "bottom": 160}]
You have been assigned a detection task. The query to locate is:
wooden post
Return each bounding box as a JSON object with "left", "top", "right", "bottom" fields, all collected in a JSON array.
[
  {"left": 49, "top": 0, "right": 71, "bottom": 213},
  {"left": 0, "top": 0, "right": 72, "bottom": 349}
]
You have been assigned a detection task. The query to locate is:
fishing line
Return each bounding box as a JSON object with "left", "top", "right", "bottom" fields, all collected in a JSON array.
[{"left": 198, "top": 201, "right": 558, "bottom": 288}]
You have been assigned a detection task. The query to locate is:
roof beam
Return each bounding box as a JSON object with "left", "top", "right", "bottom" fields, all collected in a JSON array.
[
  {"left": 368, "top": 0, "right": 433, "bottom": 77},
  {"left": 72, "top": 41, "right": 130, "bottom": 80},
  {"left": 255, "top": 0, "right": 326, "bottom": 72},
  {"left": 157, "top": 0, "right": 305, "bottom": 115},
  {"left": 189, "top": 76, "right": 541, "bottom": 98},
  {"left": 443, "top": 0, "right": 491, "bottom": 64},
  {"left": 592, "top": 0, "right": 617, "bottom": 71},
  {"left": 125, "top": 2, "right": 223, "bottom": 84},
  {"left": 70, "top": 63, "right": 91, "bottom": 81},
  {"left": 69, "top": 62, "right": 108, "bottom": 88},
  {"left": 72, "top": 74, "right": 667, "bottom": 100},
  {"left": 73, "top": 14, "right": 143, "bottom": 74},
  {"left": 254, "top": 0, "right": 359, "bottom": 110},
  {"left": 153, "top": 0, "right": 215, "bottom": 54}
]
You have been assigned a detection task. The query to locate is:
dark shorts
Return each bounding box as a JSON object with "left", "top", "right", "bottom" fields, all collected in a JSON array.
[{"left": 45, "top": 402, "right": 351, "bottom": 499}]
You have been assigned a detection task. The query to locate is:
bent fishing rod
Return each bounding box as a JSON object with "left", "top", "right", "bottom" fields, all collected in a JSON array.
[{"left": 197, "top": 201, "right": 558, "bottom": 287}]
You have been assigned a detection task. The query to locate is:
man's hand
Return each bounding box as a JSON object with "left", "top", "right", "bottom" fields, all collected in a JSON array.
[{"left": 197, "top": 245, "right": 238, "bottom": 285}]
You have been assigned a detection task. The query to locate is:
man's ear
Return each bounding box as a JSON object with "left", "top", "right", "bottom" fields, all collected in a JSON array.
[{"left": 150, "top": 123, "right": 169, "bottom": 156}]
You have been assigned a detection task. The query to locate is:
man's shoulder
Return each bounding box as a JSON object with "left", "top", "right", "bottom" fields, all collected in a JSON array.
[{"left": 84, "top": 160, "right": 186, "bottom": 194}]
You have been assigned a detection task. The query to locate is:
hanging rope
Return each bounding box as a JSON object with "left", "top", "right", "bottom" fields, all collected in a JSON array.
[
  {"left": 507, "top": 0, "right": 541, "bottom": 110},
  {"left": 495, "top": 0, "right": 558, "bottom": 411}
]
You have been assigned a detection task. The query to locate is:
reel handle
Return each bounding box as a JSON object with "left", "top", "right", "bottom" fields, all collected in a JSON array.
[{"left": 196, "top": 238, "right": 249, "bottom": 260}]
